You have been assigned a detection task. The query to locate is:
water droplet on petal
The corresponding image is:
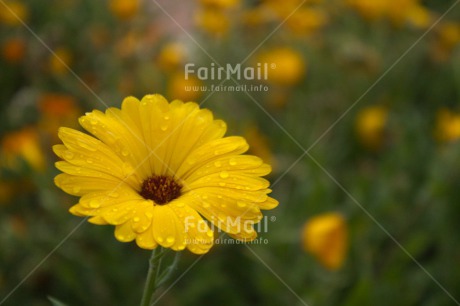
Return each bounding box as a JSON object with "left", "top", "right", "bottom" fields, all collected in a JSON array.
[
  {"left": 133, "top": 217, "right": 140, "bottom": 222},
  {"left": 214, "top": 161, "right": 222, "bottom": 167},
  {"left": 90, "top": 118, "right": 98, "bottom": 125},
  {"left": 63, "top": 151, "right": 74, "bottom": 160},
  {"left": 219, "top": 182, "right": 226, "bottom": 187},
  {"left": 166, "top": 236, "right": 175, "bottom": 244},
  {"left": 121, "top": 148, "right": 130, "bottom": 157},
  {"left": 145, "top": 212, "right": 153, "bottom": 218},
  {"left": 176, "top": 202, "right": 185, "bottom": 208},
  {"left": 202, "top": 202, "right": 210, "bottom": 208},
  {"left": 156, "top": 236, "right": 164, "bottom": 243},
  {"left": 237, "top": 201, "right": 247, "bottom": 208},
  {"left": 86, "top": 158, "right": 93, "bottom": 164},
  {"left": 89, "top": 200, "right": 100, "bottom": 208},
  {"left": 108, "top": 191, "right": 119, "bottom": 198},
  {"left": 201, "top": 195, "right": 208, "bottom": 200},
  {"left": 229, "top": 158, "right": 237, "bottom": 166},
  {"left": 72, "top": 186, "right": 81, "bottom": 193},
  {"left": 160, "top": 125, "right": 168, "bottom": 131},
  {"left": 164, "top": 115, "right": 170, "bottom": 120},
  {"left": 112, "top": 208, "right": 119, "bottom": 212},
  {"left": 219, "top": 171, "right": 229, "bottom": 179},
  {"left": 206, "top": 230, "right": 213, "bottom": 237}
]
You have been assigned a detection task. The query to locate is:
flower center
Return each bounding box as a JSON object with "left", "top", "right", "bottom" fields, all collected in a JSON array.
[{"left": 139, "top": 175, "right": 182, "bottom": 205}]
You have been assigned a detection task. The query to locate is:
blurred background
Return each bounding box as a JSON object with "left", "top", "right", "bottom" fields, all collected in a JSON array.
[{"left": 1, "top": 0, "right": 460, "bottom": 305}]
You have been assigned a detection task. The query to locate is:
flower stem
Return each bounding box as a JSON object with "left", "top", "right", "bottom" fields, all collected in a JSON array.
[{"left": 140, "top": 247, "right": 164, "bottom": 306}]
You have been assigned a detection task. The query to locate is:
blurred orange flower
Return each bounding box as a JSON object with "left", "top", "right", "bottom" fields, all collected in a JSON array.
[
  {"left": 2, "top": 37, "right": 26, "bottom": 64},
  {"left": 0, "top": 127, "right": 45, "bottom": 172},
  {"left": 38, "top": 93, "right": 81, "bottom": 141},
  {"left": 302, "top": 212, "right": 348, "bottom": 270}
]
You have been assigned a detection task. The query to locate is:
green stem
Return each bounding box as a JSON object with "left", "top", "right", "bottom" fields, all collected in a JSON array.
[{"left": 140, "top": 247, "right": 164, "bottom": 306}]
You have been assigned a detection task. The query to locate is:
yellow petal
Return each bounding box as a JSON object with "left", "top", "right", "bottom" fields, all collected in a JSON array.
[
  {"left": 176, "top": 136, "right": 248, "bottom": 178},
  {"left": 115, "top": 220, "right": 137, "bottom": 242},
  {"left": 135, "top": 224, "right": 158, "bottom": 249},
  {"left": 151, "top": 204, "right": 186, "bottom": 249}
]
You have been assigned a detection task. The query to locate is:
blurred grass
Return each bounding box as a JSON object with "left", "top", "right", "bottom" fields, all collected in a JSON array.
[{"left": 1, "top": 0, "right": 460, "bottom": 305}]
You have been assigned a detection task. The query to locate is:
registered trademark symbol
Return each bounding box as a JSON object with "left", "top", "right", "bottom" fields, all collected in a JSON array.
[
  {"left": 270, "top": 216, "right": 276, "bottom": 222},
  {"left": 270, "top": 63, "right": 276, "bottom": 69}
]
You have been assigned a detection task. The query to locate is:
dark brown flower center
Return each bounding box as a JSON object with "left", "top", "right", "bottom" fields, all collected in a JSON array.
[{"left": 139, "top": 175, "right": 182, "bottom": 205}]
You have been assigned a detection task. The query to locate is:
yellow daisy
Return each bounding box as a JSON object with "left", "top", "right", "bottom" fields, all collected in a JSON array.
[{"left": 54, "top": 94, "right": 278, "bottom": 254}]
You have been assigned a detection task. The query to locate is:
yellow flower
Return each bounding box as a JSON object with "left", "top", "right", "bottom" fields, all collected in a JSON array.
[
  {"left": 355, "top": 105, "right": 388, "bottom": 150},
  {"left": 49, "top": 47, "right": 72, "bottom": 75},
  {"left": 109, "top": 0, "right": 140, "bottom": 20},
  {"left": 167, "top": 72, "right": 203, "bottom": 102},
  {"left": 53, "top": 94, "right": 278, "bottom": 254},
  {"left": 345, "top": 0, "right": 388, "bottom": 21},
  {"left": 195, "top": 8, "right": 230, "bottom": 36},
  {"left": 301, "top": 212, "right": 348, "bottom": 270},
  {"left": 285, "top": 8, "right": 328, "bottom": 36},
  {"left": 257, "top": 48, "right": 306, "bottom": 86},
  {"left": 157, "top": 42, "right": 187, "bottom": 72},
  {"left": 0, "top": 1, "right": 28, "bottom": 26},
  {"left": 199, "top": 0, "right": 240, "bottom": 9},
  {"left": 435, "top": 108, "right": 460, "bottom": 143},
  {"left": 1, "top": 127, "right": 45, "bottom": 172}
]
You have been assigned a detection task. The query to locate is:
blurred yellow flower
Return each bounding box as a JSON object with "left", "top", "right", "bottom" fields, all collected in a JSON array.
[
  {"left": 199, "top": 0, "right": 240, "bottom": 9},
  {"left": 0, "top": 1, "right": 28, "bottom": 26},
  {"left": 49, "top": 47, "right": 72, "bottom": 75},
  {"left": 258, "top": 48, "right": 305, "bottom": 86},
  {"left": 346, "top": 0, "right": 431, "bottom": 28},
  {"left": 435, "top": 109, "right": 460, "bottom": 143},
  {"left": 301, "top": 212, "right": 348, "bottom": 270},
  {"left": 345, "top": 0, "right": 388, "bottom": 21},
  {"left": 54, "top": 94, "right": 278, "bottom": 254},
  {"left": 285, "top": 8, "right": 328, "bottom": 36},
  {"left": 355, "top": 105, "right": 388, "bottom": 150},
  {"left": 157, "top": 42, "right": 187, "bottom": 72},
  {"left": 2, "top": 37, "right": 26, "bottom": 64},
  {"left": 1, "top": 127, "right": 45, "bottom": 172},
  {"left": 404, "top": 5, "right": 432, "bottom": 29},
  {"left": 167, "top": 72, "right": 203, "bottom": 102},
  {"left": 109, "top": 0, "right": 140, "bottom": 20},
  {"left": 195, "top": 8, "right": 230, "bottom": 36}
]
